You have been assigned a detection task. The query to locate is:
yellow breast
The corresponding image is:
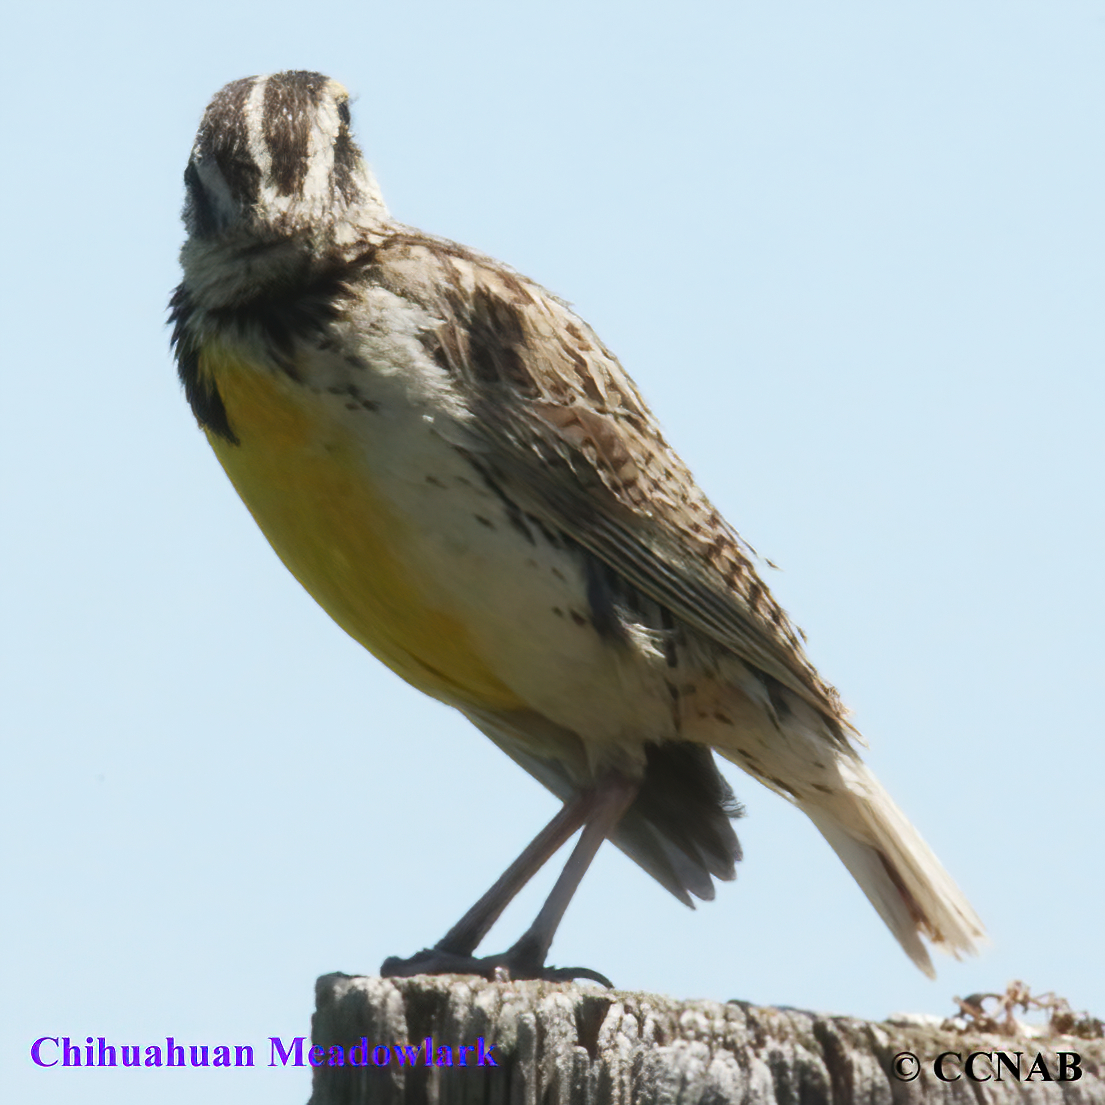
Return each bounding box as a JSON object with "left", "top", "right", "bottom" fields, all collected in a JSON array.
[{"left": 202, "top": 344, "right": 526, "bottom": 712}]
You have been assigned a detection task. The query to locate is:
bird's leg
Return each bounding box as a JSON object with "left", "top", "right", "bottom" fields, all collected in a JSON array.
[
  {"left": 380, "top": 772, "right": 638, "bottom": 986},
  {"left": 491, "top": 772, "right": 638, "bottom": 985},
  {"left": 379, "top": 788, "right": 595, "bottom": 980},
  {"left": 436, "top": 791, "right": 597, "bottom": 957}
]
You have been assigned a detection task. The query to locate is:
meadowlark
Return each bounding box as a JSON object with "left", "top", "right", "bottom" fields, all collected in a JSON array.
[{"left": 171, "top": 71, "right": 984, "bottom": 984}]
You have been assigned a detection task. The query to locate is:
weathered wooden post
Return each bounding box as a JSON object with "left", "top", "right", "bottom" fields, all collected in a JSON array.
[{"left": 307, "top": 973, "right": 1103, "bottom": 1105}]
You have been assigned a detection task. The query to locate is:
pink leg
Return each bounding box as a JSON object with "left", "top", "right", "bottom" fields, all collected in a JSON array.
[{"left": 381, "top": 772, "right": 639, "bottom": 986}]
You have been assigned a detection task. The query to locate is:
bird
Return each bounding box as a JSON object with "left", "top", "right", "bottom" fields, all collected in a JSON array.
[{"left": 170, "top": 70, "right": 984, "bottom": 986}]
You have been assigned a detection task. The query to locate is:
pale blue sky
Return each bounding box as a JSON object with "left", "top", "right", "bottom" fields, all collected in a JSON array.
[{"left": 3, "top": 2, "right": 1102, "bottom": 1102}]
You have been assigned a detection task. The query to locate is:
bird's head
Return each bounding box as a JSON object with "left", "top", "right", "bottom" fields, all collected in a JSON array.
[{"left": 180, "top": 71, "right": 387, "bottom": 303}]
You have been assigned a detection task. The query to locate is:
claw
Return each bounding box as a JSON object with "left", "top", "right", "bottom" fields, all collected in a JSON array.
[
  {"left": 540, "top": 965, "right": 614, "bottom": 987},
  {"left": 380, "top": 948, "right": 613, "bottom": 988}
]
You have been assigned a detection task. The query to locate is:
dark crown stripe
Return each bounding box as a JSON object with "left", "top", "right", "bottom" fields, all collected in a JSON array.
[
  {"left": 331, "top": 115, "right": 364, "bottom": 206},
  {"left": 196, "top": 76, "right": 261, "bottom": 208}
]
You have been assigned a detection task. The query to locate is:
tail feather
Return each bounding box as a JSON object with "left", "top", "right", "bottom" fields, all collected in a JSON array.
[{"left": 798, "top": 757, "right": 984, "bottom": 977}]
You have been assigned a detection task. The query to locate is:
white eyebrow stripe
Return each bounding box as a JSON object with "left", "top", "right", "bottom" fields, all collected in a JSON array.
[
  {"left": 244, "top": 76, "right": 272, "bottom": 183},
  {"left": 302, "top": 87, "right": 340, "bottom": 204}
]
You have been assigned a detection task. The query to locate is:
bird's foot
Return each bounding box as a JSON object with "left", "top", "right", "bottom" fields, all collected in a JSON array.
[{"left": 380, "top": 946, "right": 612, "bottom": 988}]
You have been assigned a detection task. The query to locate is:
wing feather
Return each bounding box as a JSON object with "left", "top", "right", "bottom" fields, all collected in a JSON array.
[{"left": 368, "top": 233, "right": 849, "bottom": 731}]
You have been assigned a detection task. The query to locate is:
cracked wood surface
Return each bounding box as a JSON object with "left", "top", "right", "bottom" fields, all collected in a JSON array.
[{"left": 307, "top": 973, "right": 1104, "bottom": 1105}]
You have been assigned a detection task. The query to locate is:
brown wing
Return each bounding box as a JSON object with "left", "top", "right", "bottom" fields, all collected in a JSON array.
[{"left": 366, "top": 232, "right": 849, "bottom": 730}]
